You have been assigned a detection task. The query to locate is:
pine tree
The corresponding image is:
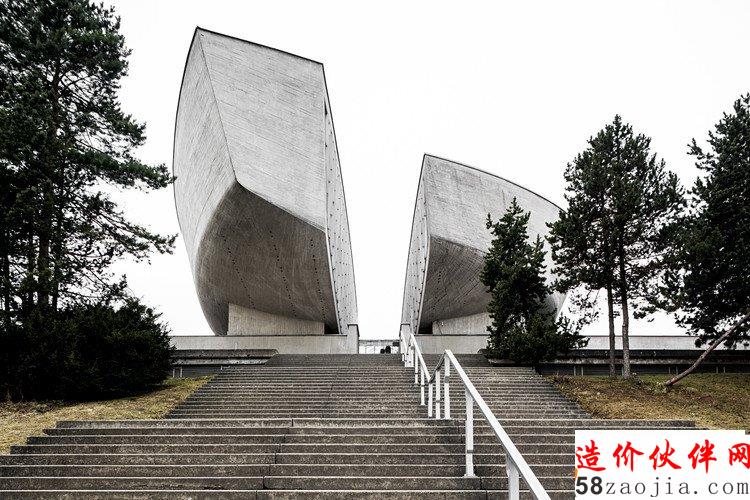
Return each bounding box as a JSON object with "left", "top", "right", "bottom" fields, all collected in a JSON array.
[
  {"left": 0, "top": 0, "right": 174, "bottom": 324},
  {"left": 662, "top": 94, "right": 750, "bottom": 386},
  {"left": 481, "top": 199, "right": 585, "bottom": 364},
  {"left": 548, "top": 116, "right": 683, "bottom": 378},
  {"left": 548, "top": 123, "right": 622, "bottom": 377},
  {"left": 609, "top": 118, "right": 683, "bottom": 378}
]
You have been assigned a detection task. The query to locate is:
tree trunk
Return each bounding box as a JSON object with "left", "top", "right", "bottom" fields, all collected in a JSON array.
[
  {"left": 0, "top": 226, "right": 9, "bottom": 326},
  {"left": 35, "top": 60, "right": 62, "bottom": 311},
  {"left": 36, "top": 202, "right": 51, "bottom": 309},
  {"left": 50, "top": 182, "right": 66, "bottom": 311},
  {"left": 665, "top": 310, "right": 750, "bottom": 387},
  {"left": 23, "top": 230, "right": 36, "bottom": 315},
  {"left": 606, "top": 285, "right": 616, "bottom": 377},
  {"left": 617, "top": 241, "right": 631, "bottom": 379},
  {"left": 620, "top": 292, "right": 631, "bottom": 379}
]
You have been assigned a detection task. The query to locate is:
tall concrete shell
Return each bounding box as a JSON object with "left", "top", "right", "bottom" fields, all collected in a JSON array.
[
  {"left": 173, "top": 28, "right": 357, "bottom": 336},
  {"left": 401, "top": 155, "right": 565, "bottom": 339}
]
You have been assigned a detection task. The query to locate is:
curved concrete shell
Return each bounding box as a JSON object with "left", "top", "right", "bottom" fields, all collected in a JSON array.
[
  {"left": 401, "top": 155, "right": 565, "bottom": 349},
  {"left": 173, "top": 28, "right": 356, "bottom": 336}
]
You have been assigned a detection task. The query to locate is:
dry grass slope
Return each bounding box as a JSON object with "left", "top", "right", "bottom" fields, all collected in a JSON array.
[
  {"left": 553, "top": 373, "right": 750, "bottom": 431},
  {"left": 0, "top": 377, "right": 210, "bottom": 453}
]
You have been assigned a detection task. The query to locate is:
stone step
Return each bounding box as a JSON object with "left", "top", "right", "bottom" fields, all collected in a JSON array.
[
  {"left": 169, "top": 410, "right": 588, "bottom": 418},
  {"left": 10, "top": 442, "right": 574, "bottom": 454},
  {"left": 0, "top": 463, "right": 571, "bottom": 478},
  {"left": 25, "top": 433, "right": 576, "bottom": 445},
  {"left": 262, "top": 355, "right": 405, "bottom": 366},
  {"left": 0, "top": 452, "right": 569, "bottom": 466},
  {"left": 180, "top": 397, "right": 576, "bottom": 404},
  {"left": 47, "top": 420, "right": 689, "bottom": 436},
  {"left": 179, "top": 402, "right": 575, "bottom": 408},
  {"left": 53, "top": 417, "right": 692, "bottom": 430},
  {"left": 254, "top": 452, "right": 574, "bottom": 466},
  {"left": 0, "top": 477, "right": 267, "bottom": 490},
  {"left": 167, "top": 409, "right": 427, "bottom": 419},
  {"left": 0, "top": 490, "right": 571, "bottom": 500},
  {"left": 190, "top": 384, "right": 557, "bottom": 388},
  {"left": 174, "top": 402, "right": 583, "bottom": 409},
  {"left": 181, "top": 395, "right": 578, "bottom": 403},
  {"left": 165, "top": 412, "right": 429, "bottom": 418},
  {"left": 173, "top": 403, "right": 431, "bottom": 409},
  {"left": 55, "top": 419, "right": 459, "bottom": 428},
  {"left": 177, "top": 395, "right": 582, "bottom": 412},
  {"left": 185, "top": 393, "right": 563, "bottom": 399},
  {"left": 0, "top": 356, "right": 695, "bottom": 499},
  {"left": 43, "top": 427, "right": 464, "bottom": 436},
  {"left": 261, "top": 476, "right": 485, "bottom": 490},
  {"left": 0, "top": 475, "right": 569, "bottom": 491}
]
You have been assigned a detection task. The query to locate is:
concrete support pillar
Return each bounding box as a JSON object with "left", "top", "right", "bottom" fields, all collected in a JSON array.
[{"left": 347, "top": 324, "right": 360, "bottom": 354}]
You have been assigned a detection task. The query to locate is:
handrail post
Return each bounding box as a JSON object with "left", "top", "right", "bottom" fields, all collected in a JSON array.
[
  {"left": 401, "top": 323, "right": 413, "bottom": 367},
  {"left": 443, "top": 359, "right": 450, "bottom": 419},
  {"left": 434, "top": 369, "right": 441, "bottom": 419},
  {"left": 464, "top": 387, "right": 475, "bottom": 477},
  {"left": 507, "top": 459, "right": 520, "bottom": 500},
  {"left": 413, "top": 349, "right": 418, "bottom": 383},
  {"left": 420, "top": 365, "right": 426, "bottom": 406},
  {"left": 427, "top": 378, "right": 433, "bottom": 417}
]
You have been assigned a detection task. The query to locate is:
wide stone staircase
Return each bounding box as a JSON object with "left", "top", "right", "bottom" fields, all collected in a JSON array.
[{"left": 0, "top": 354, "right": 694, "bottom": 498}]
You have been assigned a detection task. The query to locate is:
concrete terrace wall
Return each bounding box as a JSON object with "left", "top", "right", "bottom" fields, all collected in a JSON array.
[
  {"left": 401, "top": 155, "right": 565, "bottom": 342},
  {"left": 171, "top": 333, "right": 357, "bottom": 355},
  {"left": 173, "top": 29, "right": 357, "bottom": 339}
]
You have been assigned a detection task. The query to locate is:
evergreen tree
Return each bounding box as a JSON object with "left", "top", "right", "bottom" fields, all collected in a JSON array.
[
  {"left": 0, "top": 0, "right": 174, "bottom": 324},
  {"left": 548, "top": 122, "right": 621, "bottom": 377},
  {"left": 548, "top": 116, "right": 683, "bottom": 378},
  {"left": 662, "top": 94, "right": 750, "bottom": 386},
  {"left": 481, "top": 199, "right": 585, "bottom": 364}
]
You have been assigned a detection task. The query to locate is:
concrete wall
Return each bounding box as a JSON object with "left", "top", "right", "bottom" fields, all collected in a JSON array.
[
  {"left": 432, "top": 312, "right": 490, "bottom": 335},
  {"left": 173, "top": 29, "right": 357, "bottom": 336},
  {"left": 407, "top": 333, "right": 750, "bottom": 355},
  {"left": 401, "top": 155, "right": 565, "bottom": 336},
  {"left": 583, "top": 335, "right": 750, "bottom": 351},
  {"left": 415, "top": 334, "right": 488, "bottom": 355},
  {"left": 171, "top": 333, "right": 357, "bottom": 355},
  {"left": 227, "top": 303, "right": 324, "bottom": 335}
]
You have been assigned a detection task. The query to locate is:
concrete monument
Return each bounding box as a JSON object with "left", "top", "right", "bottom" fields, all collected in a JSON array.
[
  {"left": 172, "top": 29, "right": 357, "bottom": 352},
  {"left": 401, "top": 155, "right": 565, "bottom": 354}
]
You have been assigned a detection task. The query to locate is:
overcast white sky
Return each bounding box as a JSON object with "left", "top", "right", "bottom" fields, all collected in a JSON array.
[{"left": 106, "top": 0, "right": 750, "bottom": 339}]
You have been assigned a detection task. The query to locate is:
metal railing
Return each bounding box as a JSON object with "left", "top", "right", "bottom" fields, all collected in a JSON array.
[
  {"left": 399, "top": 324, "right": 550, "bottom": 500},
  {"left": 400, "top": 323, "right": 430, "bottom": 405}
]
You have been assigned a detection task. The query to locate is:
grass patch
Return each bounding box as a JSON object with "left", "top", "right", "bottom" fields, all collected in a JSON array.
[
  {"left": 0, "top": 377, "right": 210, "bottom": 453},
  {"left": 552, "top": 373, "right": 750, "bottom": 431}
]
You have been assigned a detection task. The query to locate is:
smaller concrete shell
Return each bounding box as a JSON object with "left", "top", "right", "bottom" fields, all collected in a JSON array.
[{"left": 401, "top": 155, "right": 565, "bottom": 339}]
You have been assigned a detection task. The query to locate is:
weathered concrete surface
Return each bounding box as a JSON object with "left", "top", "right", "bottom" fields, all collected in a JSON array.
[
  {"left": 583, "top": 335, "right": 750, "bottom": 351},
  {"left": 414, "top": 334, "right": 489, "bottom": 355},
  {"left": 173, "top": 28, "right": 356, "bottom": 337},
  {"left": 432, "top": 312, "right": 491, "bottom": 335},
  {"left": 227, "top": 304, "right": 324, "bottom": 336},
  {"left": 171, "top": 328, "right": 358, "bottom": 355},
  {"left": 401, "top": 155, "right": 565, "bottom": 349}
]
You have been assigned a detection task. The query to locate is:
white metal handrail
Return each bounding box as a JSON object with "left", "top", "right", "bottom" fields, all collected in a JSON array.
[
  {"left": 400, "top": 325, "right": 550, "bottom": 500},
  {"left": 399, "top": 323, "right": 430, "bottom": 405}
]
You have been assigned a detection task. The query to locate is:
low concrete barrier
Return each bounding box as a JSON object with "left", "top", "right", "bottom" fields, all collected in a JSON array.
[{"left": 171, "top": 329, "right": 358, "bottom": 355}]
